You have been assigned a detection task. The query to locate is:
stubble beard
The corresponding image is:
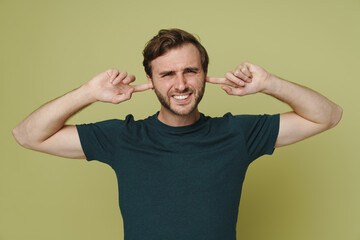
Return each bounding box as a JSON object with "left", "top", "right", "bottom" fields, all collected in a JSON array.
[{"left": 153, "top": 80, "right": 206, "bottom": 117}]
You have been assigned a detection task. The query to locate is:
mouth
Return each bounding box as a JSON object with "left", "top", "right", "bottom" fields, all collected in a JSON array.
[
  {"left": 172, "top": 93, "right": 192, "bottom": 103},
  {"left": 173, "top": 94, "right": 190, "bottom": 100}
]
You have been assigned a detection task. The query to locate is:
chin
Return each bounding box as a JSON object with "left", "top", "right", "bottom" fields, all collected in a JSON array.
[{"left": 168, "top": 104, "right": 198, "bottom": 117}]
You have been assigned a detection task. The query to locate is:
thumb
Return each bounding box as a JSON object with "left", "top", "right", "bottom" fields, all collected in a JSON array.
[
  {"left": 222, "top": 85, "right": 247, "bottom": 96},
  {"left": 111, "top": 87, "right": 134, "bottom": 104},
  {"left": 222, "top": 86, "right": 233, "bottom": 95}
]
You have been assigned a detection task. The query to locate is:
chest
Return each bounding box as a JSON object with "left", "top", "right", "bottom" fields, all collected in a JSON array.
[{"left": 112, "top": 145, "right": 249, "bottom": 200}]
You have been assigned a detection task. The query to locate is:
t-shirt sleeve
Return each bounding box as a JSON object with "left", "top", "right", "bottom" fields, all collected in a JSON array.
[
  {"left": 76, "top": 119, "right": 126, "bottom": 164},
  {"left": 233, "top": 114, "right": 280, "bottom": 163}
]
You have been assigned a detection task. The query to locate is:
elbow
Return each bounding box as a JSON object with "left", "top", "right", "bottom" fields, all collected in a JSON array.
[
  {"left": 12, "top": 125, "right": 31, "bottom": 149},
  {"left": 12, "top": 126, "right": 24, "bottom": 146},
  {"left": 329, "top": 104, "right": 343, "bottom": 129}
]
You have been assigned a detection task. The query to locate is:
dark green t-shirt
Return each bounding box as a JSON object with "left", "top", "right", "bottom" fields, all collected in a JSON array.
[{"left": 76, "top": 112, "right": 279, "bottom": 240}]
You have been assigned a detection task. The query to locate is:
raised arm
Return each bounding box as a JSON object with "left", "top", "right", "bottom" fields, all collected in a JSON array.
[
  {"left": 12, "top": 69, "right": 153, "bottom": 158},
  {"left": 206, "top": 62, "right": 343, "bottom": 148}
]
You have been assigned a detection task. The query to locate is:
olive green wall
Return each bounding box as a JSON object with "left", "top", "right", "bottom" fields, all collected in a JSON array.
[{"left": 1, "top": 0, "right": 358, "bottom": 239}]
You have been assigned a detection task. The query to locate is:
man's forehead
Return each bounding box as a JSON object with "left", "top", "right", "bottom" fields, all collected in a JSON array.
[{"left": 151, "top": 44, "right": 202, "bottom": 73}]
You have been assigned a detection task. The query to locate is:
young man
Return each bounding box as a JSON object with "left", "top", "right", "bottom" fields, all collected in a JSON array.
[{"left": 12, "top": 29, "right": 342, "bottom": 239}]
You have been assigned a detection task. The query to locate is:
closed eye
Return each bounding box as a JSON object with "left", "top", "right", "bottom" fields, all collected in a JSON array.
[
  {"left": 161, "top": 71, "right": 174, "bottom": 77},
  {"left": 184, "top": 68, "right": 199, "bottom": 74}
]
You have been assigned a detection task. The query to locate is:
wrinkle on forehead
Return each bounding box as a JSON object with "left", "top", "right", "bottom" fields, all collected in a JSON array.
[{"left": 151, "top": 43, "right": 202, "bottom": 76}]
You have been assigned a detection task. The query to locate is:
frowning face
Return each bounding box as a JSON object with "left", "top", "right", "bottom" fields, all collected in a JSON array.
[{"left": 147, "top": 43, "right": 206, "bottom": 118}]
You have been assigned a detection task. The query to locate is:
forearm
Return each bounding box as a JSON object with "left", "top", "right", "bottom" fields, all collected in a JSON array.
[
  {"left": 209, "top": 62, "right": 343, "bottom": 147},
  {"left": 12, "top": 84, "right": 96, "bottom": 148},
  {"left": 262, "top": 74, "right": 343, "bottom": 128}
]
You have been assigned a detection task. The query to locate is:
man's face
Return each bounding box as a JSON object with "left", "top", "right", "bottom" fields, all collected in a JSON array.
[{"left": 147, "top": 43, "right": 206, "bottom": 117}]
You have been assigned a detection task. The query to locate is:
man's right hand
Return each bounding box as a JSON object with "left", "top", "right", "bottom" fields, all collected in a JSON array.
[
  {"left": 85, "top": 69, "right": 153, "bottom": 104},
  {"left": 12, "top": 68, "right": 153, "bottom": 159}
]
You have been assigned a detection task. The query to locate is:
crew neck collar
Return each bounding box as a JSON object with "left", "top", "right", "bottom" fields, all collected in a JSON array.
[{"left": 150, "top": 112, "right": 207, "bottom": 133}]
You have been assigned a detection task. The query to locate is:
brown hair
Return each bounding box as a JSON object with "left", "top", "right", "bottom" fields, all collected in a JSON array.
[{"left": 143, "top": 28, "right": 209, "bottom": 78}]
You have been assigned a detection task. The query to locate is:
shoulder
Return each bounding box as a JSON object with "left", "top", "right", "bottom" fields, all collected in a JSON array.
[
  {"left": 209, "top": 112, "right": 273, "bottom": 123},
  {"left": 76, "top": 114, "right": 146, "bottom": 133},
  {"left": 210, "top": 113, "right": 279, "bottom": 132},
  {"left": 221, "top": 112, "right": 279, "bottom": 123}
]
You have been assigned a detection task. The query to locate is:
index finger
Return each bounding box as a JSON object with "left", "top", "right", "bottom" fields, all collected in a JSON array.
[
  {"left": 206, "top": 77, "right": 226, "bottom": 84},
  {"left": 133, "top": 83, "right": 153, "bottom": 92},
  {"left": 206, "top": 77, "right": 238, "bottom": 87}
]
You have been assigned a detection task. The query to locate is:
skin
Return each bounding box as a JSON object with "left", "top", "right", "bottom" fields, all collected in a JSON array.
[
  {"left": 12, "top": 43, "right": 343, "bottom": 158},
  {"left": 11, "top": 70, "right": 152, "bottom": 158},
  {"left": 147, "top": 43, "right": 206, "bottom": 126},
  {"left": 207, "top": 63, "right": 343, "bottom": 147}
]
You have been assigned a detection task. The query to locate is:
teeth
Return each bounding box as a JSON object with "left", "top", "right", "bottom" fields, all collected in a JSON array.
[{"left": 173, "top": 95, "right": 189, "bottom": 100}]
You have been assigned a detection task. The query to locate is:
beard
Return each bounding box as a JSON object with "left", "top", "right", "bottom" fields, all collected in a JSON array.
[{"left": 153, "top": 80, "right": 205, "bottom": 117}]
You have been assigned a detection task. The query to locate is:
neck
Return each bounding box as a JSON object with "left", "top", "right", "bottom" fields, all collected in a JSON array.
[{"left": 157, "top": 108, "right": 200, "bottom": 127}]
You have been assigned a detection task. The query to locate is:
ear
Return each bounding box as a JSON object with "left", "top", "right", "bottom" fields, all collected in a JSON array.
[{"left": 146, "top": 75, "right": 154, "bottom": 90}]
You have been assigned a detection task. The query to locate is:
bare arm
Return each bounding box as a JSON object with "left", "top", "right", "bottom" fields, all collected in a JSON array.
[
  {"left": 206, "top": 62, "right": 343, "bottom": 148},
  {"left": 12, "top": 69, "right": 153, "bottom": 158},
  {"left": 261, "top": 74, "right": 342, "bottom": 147}
]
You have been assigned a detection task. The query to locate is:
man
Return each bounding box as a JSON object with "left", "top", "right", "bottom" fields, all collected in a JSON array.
[{"left": 12, "top": 29, "right": 342, "bottom": 239}]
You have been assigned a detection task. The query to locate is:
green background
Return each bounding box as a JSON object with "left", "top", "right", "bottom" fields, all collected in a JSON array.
[{"left": 1, "top": 0, "right": 359, "bottom": 239}]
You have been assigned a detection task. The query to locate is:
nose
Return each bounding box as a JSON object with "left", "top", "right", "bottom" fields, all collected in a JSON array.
[{"left": 174, "top": 74, "right": 186, "bottom": 91}]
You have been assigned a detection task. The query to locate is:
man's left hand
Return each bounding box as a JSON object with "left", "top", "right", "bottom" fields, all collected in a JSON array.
[{"left": 206, "top": 62, "right": 271, "bottom": 96}]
